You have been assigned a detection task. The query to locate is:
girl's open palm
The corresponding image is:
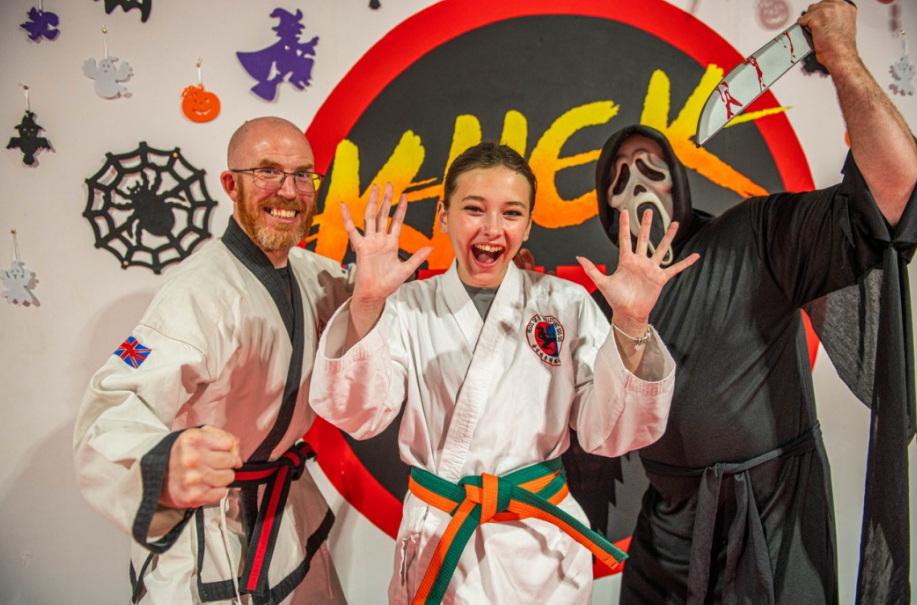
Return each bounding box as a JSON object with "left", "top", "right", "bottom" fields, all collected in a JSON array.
[
  {"left": 343, "top": 183, "right": 432, "bottom": 307},
  {"left": 578, "top": 209, "right": 699, "bottom": 322}
]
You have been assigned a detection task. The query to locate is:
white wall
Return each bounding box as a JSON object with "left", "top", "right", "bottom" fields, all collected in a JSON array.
[{"left": 0, "top": 1, "right": 915, "bottom": 603}]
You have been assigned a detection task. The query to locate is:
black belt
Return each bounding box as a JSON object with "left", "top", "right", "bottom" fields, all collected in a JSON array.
[
  {"left": 642, "top": 424, "right": 821, "bottom": 605},
  {"left": 229, "top": 441, "right": 317, "bottom": 603}
]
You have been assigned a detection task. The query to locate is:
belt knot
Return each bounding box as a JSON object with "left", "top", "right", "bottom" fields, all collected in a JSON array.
[
  {"left": 462, "top": 472, "right": 510, "bottom": 523},
  {"left": 408, "top": 459, "right": 627, "bottom": 605}
]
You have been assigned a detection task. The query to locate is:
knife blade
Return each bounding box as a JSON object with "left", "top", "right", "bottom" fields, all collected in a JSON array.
[{"left": 696, "top": 23, "right": 813, "bottom": 146}]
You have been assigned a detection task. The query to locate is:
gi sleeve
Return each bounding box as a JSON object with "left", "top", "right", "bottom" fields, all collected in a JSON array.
[
  {"left": 309, "top": 297, "right": 409, "bottom": 440},
  {"left": 570, "top": 293, "right": 675, "bottom": 457},
  {"left": 73, "top": 323, "right": 213, "bottom": 551}
]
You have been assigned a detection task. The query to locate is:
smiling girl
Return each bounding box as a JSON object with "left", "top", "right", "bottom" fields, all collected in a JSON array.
[{"left": 310, "top": 142, "right": 698, "bottom": 604}]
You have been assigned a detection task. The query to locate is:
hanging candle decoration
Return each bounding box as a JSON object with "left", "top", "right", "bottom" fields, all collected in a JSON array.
[
  {"left": 1, "top": 230, "right": 39, "bottom": 307},
  {"left": 237, "top": 8, "right": 319, "bottom": 102},
  {"left": 95, "top": 0, "right": 151, "bottom": 23},
  {"left": 83, "top": 26, "right": 133, "bottom": 99},
  {"left": 889, "top": 30, "right": 914, "bottom": 96},
  {"left": 20, "top": 1, "right": 60, "bottom": 42},
  {"left": 83, "top": 142, "right": 217, "bottom": 273},
  {"left": 181, "top": 58, "right": 221, "bottom": 123},
  {"left": 7, "top": 85, "right": 52, "bottom": 166}
]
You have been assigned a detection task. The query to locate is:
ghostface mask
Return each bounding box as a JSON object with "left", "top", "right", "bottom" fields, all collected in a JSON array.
[{"left": 607, "top": 135, "right": 674, "bottom": 265}]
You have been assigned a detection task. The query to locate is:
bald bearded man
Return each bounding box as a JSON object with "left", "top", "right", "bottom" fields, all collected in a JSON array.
[{"left": 74, "top": 117, "right": 352, "bottom": 605}]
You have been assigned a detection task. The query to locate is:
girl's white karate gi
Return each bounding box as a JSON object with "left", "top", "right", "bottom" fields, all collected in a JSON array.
[{"left": 311, "top": 262, "right": 676, "bottom": 604}]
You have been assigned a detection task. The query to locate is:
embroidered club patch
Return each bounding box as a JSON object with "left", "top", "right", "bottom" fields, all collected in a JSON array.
[
  {"left": 526, "top": 315, "right": 564, "bottom": 366},
  {"left": 114, "top": 336, "right": 152, "bottom": 368}
]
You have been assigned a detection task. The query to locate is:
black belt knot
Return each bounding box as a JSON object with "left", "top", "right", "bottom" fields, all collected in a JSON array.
[
  {"left": 642, "top": 424, "right": 821, "bottom": 605},
  {"left": 229, "top": 441, "right": 316, "bottom": 601}
]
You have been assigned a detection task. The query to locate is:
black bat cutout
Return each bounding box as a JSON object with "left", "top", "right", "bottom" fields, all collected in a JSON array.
[
  {"left": 96, "top": 0, "right": 151, "bottom": 23},
  {"left": 7, "top": 111, "right": 52, "bottom": 166}
]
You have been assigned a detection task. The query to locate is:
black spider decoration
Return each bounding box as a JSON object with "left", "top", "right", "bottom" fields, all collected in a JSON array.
[
  {"left": 801, "top": 51, "right": 830, "bottom": 77},
  {"left": 7, "top": 110, "right": 52, "bottom": 166},
  {"left": 95, "top": 0, "right": 151, "bottom": 23},
  {"left": 83, "top": 142, "right": 216, "bottom": 274}
]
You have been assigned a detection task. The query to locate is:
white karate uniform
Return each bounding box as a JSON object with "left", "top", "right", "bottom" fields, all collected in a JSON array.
[
  {"left": 310, "top": 263, "right": 675, "bottom": 604},
  {"left": 74, "top": 227, "right": 353, "bottom": 605}
]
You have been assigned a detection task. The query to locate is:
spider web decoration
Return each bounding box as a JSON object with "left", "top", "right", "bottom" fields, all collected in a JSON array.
[{"left": 83, "top": 142, "right": 216, "bottom": 274}]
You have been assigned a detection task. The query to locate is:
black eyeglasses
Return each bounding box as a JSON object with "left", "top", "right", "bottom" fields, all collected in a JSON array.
[{"left": 231, "top": 167, "right": 324, "bottom": 194}]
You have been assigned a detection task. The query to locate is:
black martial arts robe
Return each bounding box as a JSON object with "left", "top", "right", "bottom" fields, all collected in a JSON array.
[{"left": 567, "top": 125, "right": 916, "bottom": 605}]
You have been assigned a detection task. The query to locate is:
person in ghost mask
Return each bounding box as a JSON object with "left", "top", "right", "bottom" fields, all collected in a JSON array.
[{"left": 581, "top": 1, "right": 917, "bottom": 604}]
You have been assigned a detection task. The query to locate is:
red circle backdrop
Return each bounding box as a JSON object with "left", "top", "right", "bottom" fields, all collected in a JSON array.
[{"left": 305, "top": 0, "right": 815, "bottom": 579}]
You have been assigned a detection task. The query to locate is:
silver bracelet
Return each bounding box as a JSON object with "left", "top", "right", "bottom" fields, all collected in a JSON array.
[{"left": 612, "top": 322, "right": 652, "bottom": 350}]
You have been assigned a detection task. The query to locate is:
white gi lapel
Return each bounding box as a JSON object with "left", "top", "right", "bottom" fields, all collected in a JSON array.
[
  {"left": 441, "top": 263, "right": 484, "bottom": 349},
  {"left": 436, "top": 264, "right": 524, "bottom": 480}
]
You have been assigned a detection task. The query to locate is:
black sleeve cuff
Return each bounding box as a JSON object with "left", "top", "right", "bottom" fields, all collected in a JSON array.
[{"left": 131, "top": 429, "right": 195, "bottom": 554}]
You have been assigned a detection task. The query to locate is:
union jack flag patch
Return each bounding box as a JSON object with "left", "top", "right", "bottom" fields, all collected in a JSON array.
[{"left": 114, "top": 336, "right": 152, "bottom": 369}]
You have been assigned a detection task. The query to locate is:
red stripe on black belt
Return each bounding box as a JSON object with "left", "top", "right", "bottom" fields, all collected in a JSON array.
[{"left": 230, "top": 441, "right": 317, "bottom": 601}]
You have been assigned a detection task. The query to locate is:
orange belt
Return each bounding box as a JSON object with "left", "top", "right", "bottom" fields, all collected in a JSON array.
[{"left": 407, "top": 459, "right": 626, "bottom": 605}]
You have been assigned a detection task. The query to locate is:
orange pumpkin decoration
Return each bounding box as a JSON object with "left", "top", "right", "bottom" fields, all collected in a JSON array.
[{"left": 182, "top": 84, "right": 221, "bottom": 123}]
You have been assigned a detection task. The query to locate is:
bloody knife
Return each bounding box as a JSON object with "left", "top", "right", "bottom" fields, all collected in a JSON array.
[{"left": 695, "top": 23, "right": 813, "bottom": 146}]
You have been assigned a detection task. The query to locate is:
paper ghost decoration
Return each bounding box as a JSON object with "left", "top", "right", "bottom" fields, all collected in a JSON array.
[
  {"left": 20, "top": 7, "right": 60, "bottom": 41},
  {"left": 890, "top": 55, "right": 916, "bottom": 96},
  {"left": 7, "top": 111, "right": 52, "bottom": 166},
  {"left": 83, "top": 56, "right": 133, "bottom": 99},
  {"left": 1, "top": 260, "right": 39, "bottom": 306},
  {"left": 181, "top": 84, "right": 221, "bottom": 122}
]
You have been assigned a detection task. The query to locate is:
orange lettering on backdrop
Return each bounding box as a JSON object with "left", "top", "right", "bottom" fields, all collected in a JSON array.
[
  {"left": 529, "top": 101, "right": 619, "bottom": 229},
  {"left": 640, "top": 66, "right": 769, "bottom": 198},
  {"left": 313, "top": 67, "right": 785, "bottom": 264},
  {"left": 313, "top": 132, "right": 427, "bottom": 261},
  {"left": 423, "top": 114, "right": 485, "bottom": 269}
]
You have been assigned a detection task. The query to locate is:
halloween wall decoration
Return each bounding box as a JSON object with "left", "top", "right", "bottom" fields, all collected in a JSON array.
[
  {"left": 95, "top": 0, "right": 151, "bottom": 23},
  {"left": 755, "top": 0, "right": 791, "bottom": 31},
  {"left": 1, "top": 231, "right": 39, "bottom": 307},
  {"left": 890, "top": 30, "right": 914, "bottom": 96},
  {"left": 370, "top": 0, "right": 381, "bottom": 9},
  {"left": 83, "top": 142, "right": 216, "bottom": 274},
  {"left": 181, "top": 58, "right": 220, "bottom": 122},
  {"left": 181, "top": 86, "right": 220, "bottom": 122},
  {"left": 802, "top": 51, "right": 831, "bottom": 76},
  {"left": 8, "top": 111, "right": 52, "bottom": 166},
  {"left": 7, "top": 86, "right": 52, "bottom": 166},
  {"left": 237, "top": 8, "right": 319, "bottom": 101},
  {"left": 20, "top": 2, "right": 60, "bottom": 42},
  {"left": 83, "top": 27, "right": 132, "bottom": 99}
]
